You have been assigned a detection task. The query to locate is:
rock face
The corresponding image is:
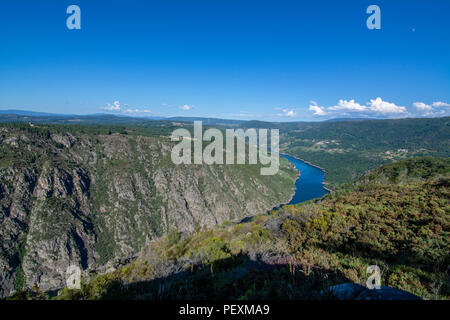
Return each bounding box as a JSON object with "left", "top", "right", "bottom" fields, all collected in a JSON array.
[{"left": 0, "top": 126, "right": 297, "bottom": 297}]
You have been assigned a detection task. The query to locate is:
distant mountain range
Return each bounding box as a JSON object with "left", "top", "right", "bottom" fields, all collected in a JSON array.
[
  {"left": 0, "top": 109, "right": 75, "bottom": 117},
  {"left": 0, "top": 109, "right": 380, "bottom": 125}
]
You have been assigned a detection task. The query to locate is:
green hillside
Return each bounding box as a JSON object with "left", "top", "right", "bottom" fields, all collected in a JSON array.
[
  {"left": 2, "top": 114, "right": 449, "bottom": 189},
  {"left": 278, "top": 117, "right": 450, "bottom": 188},
  {"left": 41, "top": 157, "right": 449, "bottom": 300}
]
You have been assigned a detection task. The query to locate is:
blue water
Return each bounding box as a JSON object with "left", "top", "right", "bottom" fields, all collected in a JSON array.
[{"left": 281, "top": 154, "right": 329, "bottom": 204}]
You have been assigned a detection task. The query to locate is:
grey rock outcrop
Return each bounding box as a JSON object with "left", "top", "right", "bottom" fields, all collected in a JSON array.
[{"left": 0, "top": 126, "right": 296, "bottom": 297}]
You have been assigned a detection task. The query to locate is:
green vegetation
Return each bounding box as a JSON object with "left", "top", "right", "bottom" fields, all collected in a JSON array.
[
  {"left": 277, "top": 117, "right": 450, "bottom": 188},
  {"left": 0, "top": 116, "right": 183, "bottom": 137},
  {"left": 13, "top": 239, "right": 27, "bottom": 290},
  {"left": 3, "top": 115, "right": 448, "bottom": 189},
  {"left": 51, "top": 157, "right": 449, "bottom": 300},
  {"left": 2, "top": 115, "right": 448, "bottom": 300}
]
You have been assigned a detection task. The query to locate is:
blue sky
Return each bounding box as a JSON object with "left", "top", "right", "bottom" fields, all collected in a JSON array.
[{"left": 0, "top": 0, "right": 449, "bottom": 121}]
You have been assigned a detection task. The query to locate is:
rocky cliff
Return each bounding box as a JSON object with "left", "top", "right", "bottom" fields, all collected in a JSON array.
[{"left": 0, "top": 124, "right": 297, "bottom": 297}]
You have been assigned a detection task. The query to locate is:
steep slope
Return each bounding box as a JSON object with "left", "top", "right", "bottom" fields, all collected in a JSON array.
[
  {"left": 0, "top": 124, "right": 297, "bottom": 297},
  {"left": 50, "top": 157, "right": 449, "bottom": 300}
]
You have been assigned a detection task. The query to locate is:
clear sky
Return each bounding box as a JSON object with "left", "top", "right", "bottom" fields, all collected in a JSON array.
[{"left": 0, "top": 0, "right": 449, "bottom": 121}]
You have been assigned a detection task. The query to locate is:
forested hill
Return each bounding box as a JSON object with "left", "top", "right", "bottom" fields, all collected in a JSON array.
[
  {"left": 41, "top": 157, "right": 449, "bottom": 300},
  {"left": 278, "top": 117, "right": 450, "bottom": 188},
  {"left": 1, "top": 112, "right": 448, "bottom": 188}
]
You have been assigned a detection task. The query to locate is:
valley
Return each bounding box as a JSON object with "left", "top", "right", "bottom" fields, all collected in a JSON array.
[
  {"left": 49, "top": 157, "right": 450, "bottom": 300},
  {"left": 0, "top": 114, "right": 449, "bottom": 300},
  {"left": 0, "top": 122, "right": 297, "bottom": 297}
]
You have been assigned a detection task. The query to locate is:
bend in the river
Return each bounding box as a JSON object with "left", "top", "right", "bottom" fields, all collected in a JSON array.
[{"left": 281, "top": 153, "right": 329, "bottom": 205}]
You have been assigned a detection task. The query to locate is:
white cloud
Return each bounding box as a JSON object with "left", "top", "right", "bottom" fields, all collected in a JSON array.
[
  {"left": 432, "top": 101, "right": 450, "bottom": 108},
  {"left": 276, "top": 108, "right": 296, "bottom": 117},
  {"left": 123, "top": 108, "right": 152, "bottom": 114},
  {"left": 413, "top": 102, "right": 432, "bottom": 111},
  {"left": 100, "top": 101, "right": 152, "bottom": 115},
  {"left": 308, "top": 97, "right": 408, "bottom": 118},
  {"left": 308, "top": 101, "right": 327, "bottom": 116},
  {"left": 101, "top": 101, "right": 121, "bottom": 111},
  {"left": 285, "top": 109, "right": 296, "bottom": 117},
  {"left": 412, "top": 101, "right": 450, "bottom": 117},
  {"left": 179, "top": 104, "right": 193, "bottom": 111},
  {"left": 329, "top": 99, "right": 367, "bottom": 112},
  {"left": 368, "top": 97, "right": 407, "bottom": 114}
]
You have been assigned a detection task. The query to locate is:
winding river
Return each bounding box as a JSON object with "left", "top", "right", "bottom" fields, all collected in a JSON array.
[{"left": 281, "top": 154, "right": 329, "bottom": 205}]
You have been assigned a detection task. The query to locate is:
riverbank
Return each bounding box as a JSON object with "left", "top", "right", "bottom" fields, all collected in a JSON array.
[
  {"left": 280, "top": 151, "right": 332, "bottom": 193},
  {"left": 268, "top": 162, "right": 300, "bottom": 212},
  {"left": 279, "top": 153, "right": 330, "bottom": 205}
]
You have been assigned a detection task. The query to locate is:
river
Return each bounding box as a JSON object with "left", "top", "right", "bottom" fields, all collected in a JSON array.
[{"left": 281, "top": 154, "right": 329, "bottom": 205}]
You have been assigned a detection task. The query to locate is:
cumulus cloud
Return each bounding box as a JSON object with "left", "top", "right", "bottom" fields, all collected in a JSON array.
[
  {"left": 432, "top": 101, "right": 450, "bottom": 108},
  {"left": 413, "top": 102, "right": 432, "bottom": 111},
  {"left": 100, "top": 101, "right": 152, "bottom": 115},
  {"left": 329, "top": 99, "right": 367, "bottom": 112},
  {"left": 122, "top": 108, "right": 152, "bottom": 114},
  {"left": 179, "top": 104, "right": 194, "bottom": 111},
  {"left": 413, "top": 100, "right": 450, "bottom": 117},
  {"left": 367, "top": 97, "right": 407, "bottom": 114},
  {"left": 101, "top": 101, "right": 121, "bottom": 111},
  {"left": 308, "top": 101, "right": 327, "bottom": 116},
  {"left": 308, "top": 97, "right": 408, "bottom": 117},
  {"left": 275, "top": 108, "right": 296, "bottom": 117},
  {"left": 285, "top": 109, "right": 296, "bottom": 117}
]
